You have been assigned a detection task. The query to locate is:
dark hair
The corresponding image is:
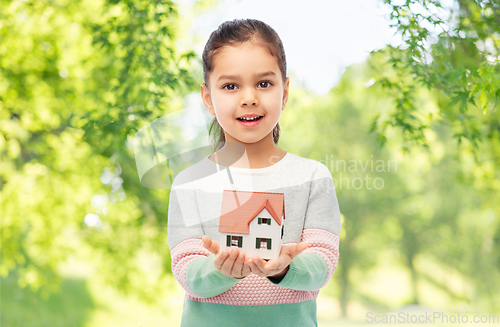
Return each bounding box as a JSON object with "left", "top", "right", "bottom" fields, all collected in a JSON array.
[{"left": 202, "top": 18, "right": 287, "bottom": 151}]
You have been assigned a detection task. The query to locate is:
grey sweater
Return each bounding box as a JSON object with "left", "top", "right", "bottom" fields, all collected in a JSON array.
[{"left": 168, "top": 152, "right": 341, "bottom": 327}]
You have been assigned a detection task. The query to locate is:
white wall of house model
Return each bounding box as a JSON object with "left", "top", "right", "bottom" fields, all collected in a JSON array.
[{"left": 219, "top": 208, "right": 284, "bottom": 260}]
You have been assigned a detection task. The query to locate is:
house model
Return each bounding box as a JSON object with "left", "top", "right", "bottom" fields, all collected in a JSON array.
[{"left": 219, "top": 190, "right": 285, "bottom": 260}]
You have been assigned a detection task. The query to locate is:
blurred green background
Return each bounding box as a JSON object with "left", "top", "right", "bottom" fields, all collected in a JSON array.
[{"left": 1, "top": 0, "right": 499, "bottom": 326}]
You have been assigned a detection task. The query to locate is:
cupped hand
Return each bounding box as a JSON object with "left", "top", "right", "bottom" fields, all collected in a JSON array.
[
  {"left": 246, "top": 242, "right": 308, "bottom": 279},
  {"left": 202, "top": 235, "right": 252, "bottom": 279}
]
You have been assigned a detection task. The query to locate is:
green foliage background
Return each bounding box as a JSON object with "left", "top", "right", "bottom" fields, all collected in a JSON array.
[{"left": 1, "top": 0, "right": 499, "bottom": 325}]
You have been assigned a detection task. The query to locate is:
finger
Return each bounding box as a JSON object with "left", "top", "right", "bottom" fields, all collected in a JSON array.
[
  {"left": 242, "top": 261, "right": 252, "bottom": 276},
  {"left": 264, "top": 259, "right": 278, "bottom": 270},
  {"left": 264, "top": 258, "right": 280, "bottom": 270},
  {"left": 231, "top": 252, "right": 245, "bottom": 277},
  {"left": 214, "top": 250, "right": 229, "bottom": 270},
  {"left": 202, "top": 235, "right": 220, "bottom": 254},
  {"left": 247, "top": 257, "right": 265, "bottom": 276},
  {"left": 210, "top": 239, "right": 221, "bottom": 254},
  {"left": 287, "top": 242, "right": 309, "bottom": 259},
  {"left": 247, "top": 261, "right": 265, "bottom": 277},
  {"left": 202, "top": 235, "right": 213, "bottom": 251},
  {"left": 220, "top": 249, "right": 239, "bottom": 276},
  {"left": 297, "top": 242, "right": 309, "bottom": 252},
  {"left": 251, "top": 257, "right": 268, "bottom": 272}
]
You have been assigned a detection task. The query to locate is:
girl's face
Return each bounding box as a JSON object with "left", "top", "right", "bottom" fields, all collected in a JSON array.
[{"left": 201, "top": 41, "right": 289, "bottom": 147}]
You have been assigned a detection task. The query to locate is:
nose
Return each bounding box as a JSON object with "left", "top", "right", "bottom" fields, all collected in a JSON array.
[{"left": 240, "top": 87, "right": 258, "bottom": 107}]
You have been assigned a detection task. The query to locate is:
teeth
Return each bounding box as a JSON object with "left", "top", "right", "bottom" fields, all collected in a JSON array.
[{"left": 240, "top": 116, "right": 260, "bottom": 121}]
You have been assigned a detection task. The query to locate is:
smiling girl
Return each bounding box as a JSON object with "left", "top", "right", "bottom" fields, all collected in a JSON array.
[{"left": 168, "top": 19, "right": 341, "bottom": 326}]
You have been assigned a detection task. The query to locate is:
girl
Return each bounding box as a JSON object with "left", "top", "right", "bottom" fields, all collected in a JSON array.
[{"left": 168, "top": 18, "right": 341, "bottom": 327}]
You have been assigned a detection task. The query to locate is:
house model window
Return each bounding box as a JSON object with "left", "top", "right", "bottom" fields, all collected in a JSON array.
[
  {"left": 256, "top": 237, "right": 271, "bottom": 249},
  {"left": 219, "top": 190, "right": 285, "bottom": 260},
  {"left": 227, "top": 235, "right": 243, "bottom": 247},
  {"left": 258, "top": 218, "right": 271, "bottom": 225}
]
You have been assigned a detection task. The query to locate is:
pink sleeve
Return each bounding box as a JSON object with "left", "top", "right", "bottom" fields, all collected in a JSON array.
[
  {"left": 170, "top": 238, "right": 211, "bottom": 298},
  {"left": 301, "top": 228, "right": 340, "bottom": 288}
]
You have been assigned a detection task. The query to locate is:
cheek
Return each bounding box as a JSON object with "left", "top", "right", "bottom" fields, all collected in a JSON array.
[
  {"left": 211, "top": 93, "right": 234, "bottom": 113},
  {"left": 265, "top": 94, "right": 283, "bottom": 114},
  {"left": 265, "top": 88, "right": 283, "bottom": 102},
  {"left": 213, "top": 105, "right": 232, "bottom": 120}
]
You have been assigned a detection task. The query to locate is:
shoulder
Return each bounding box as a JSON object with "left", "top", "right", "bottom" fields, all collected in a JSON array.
[
  {"left": 284, "top": 153, "right": 332, "bottom": 180},
  {"left": 171, "top": 156, "right": 216, "bottom": 190}
]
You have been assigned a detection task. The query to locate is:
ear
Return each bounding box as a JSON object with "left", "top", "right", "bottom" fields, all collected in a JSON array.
[
  {"left": 281, "top": 77, "right": 289, "bottom": 111},
  {"left": 201, "top": 83, "right": 215, "bottom": 116}
]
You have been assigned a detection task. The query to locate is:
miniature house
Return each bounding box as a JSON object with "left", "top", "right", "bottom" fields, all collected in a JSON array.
[{"left": 219, "top": 190, "right": 285, "bottom": 260}]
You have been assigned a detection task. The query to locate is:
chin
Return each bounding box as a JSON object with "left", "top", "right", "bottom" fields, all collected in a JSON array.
[
  {"left": 226, "top": 129, "right": 275, "bottom": 145},
  {"left": 244, "top": 135, "right": 273, "bottom": 145}
]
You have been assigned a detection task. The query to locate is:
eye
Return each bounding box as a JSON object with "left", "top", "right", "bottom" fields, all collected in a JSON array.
[
  {"left": 258, "top": 80, "right": 273, "bottom": 88},
  {"left": 222, "top": 83, "right": 237, "bottom": 90}
]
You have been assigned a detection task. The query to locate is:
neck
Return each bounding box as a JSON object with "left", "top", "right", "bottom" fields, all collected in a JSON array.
[{"left": 214, "top": 133, "right": 286, "bottom": 169}]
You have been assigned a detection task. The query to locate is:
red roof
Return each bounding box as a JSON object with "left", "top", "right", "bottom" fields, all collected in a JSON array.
[{"left": 219, "top": 190, "right": 285, "bottom": 234}]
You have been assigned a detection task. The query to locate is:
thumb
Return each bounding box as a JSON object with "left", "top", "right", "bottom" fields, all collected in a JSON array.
[
  {"left": 202, "top": 235, "right": 220, "bottom": 254},
  {"left": 289, "top": 242, "right": 308, "bottom": 259}
]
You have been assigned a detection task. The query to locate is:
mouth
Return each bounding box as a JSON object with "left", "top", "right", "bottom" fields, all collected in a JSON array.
[{"left": 236, "top": 115, "right": 264, "bottom": 127}]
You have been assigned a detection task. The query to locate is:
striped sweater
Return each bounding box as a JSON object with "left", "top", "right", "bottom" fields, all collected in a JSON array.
[{"left": 167, "top": 152, "right": 341, "bottom": 327}]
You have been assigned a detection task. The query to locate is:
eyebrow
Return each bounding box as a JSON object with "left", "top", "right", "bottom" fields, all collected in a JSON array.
[{"left": 217, "top": 71, "right": 277, "bottom": 82}]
